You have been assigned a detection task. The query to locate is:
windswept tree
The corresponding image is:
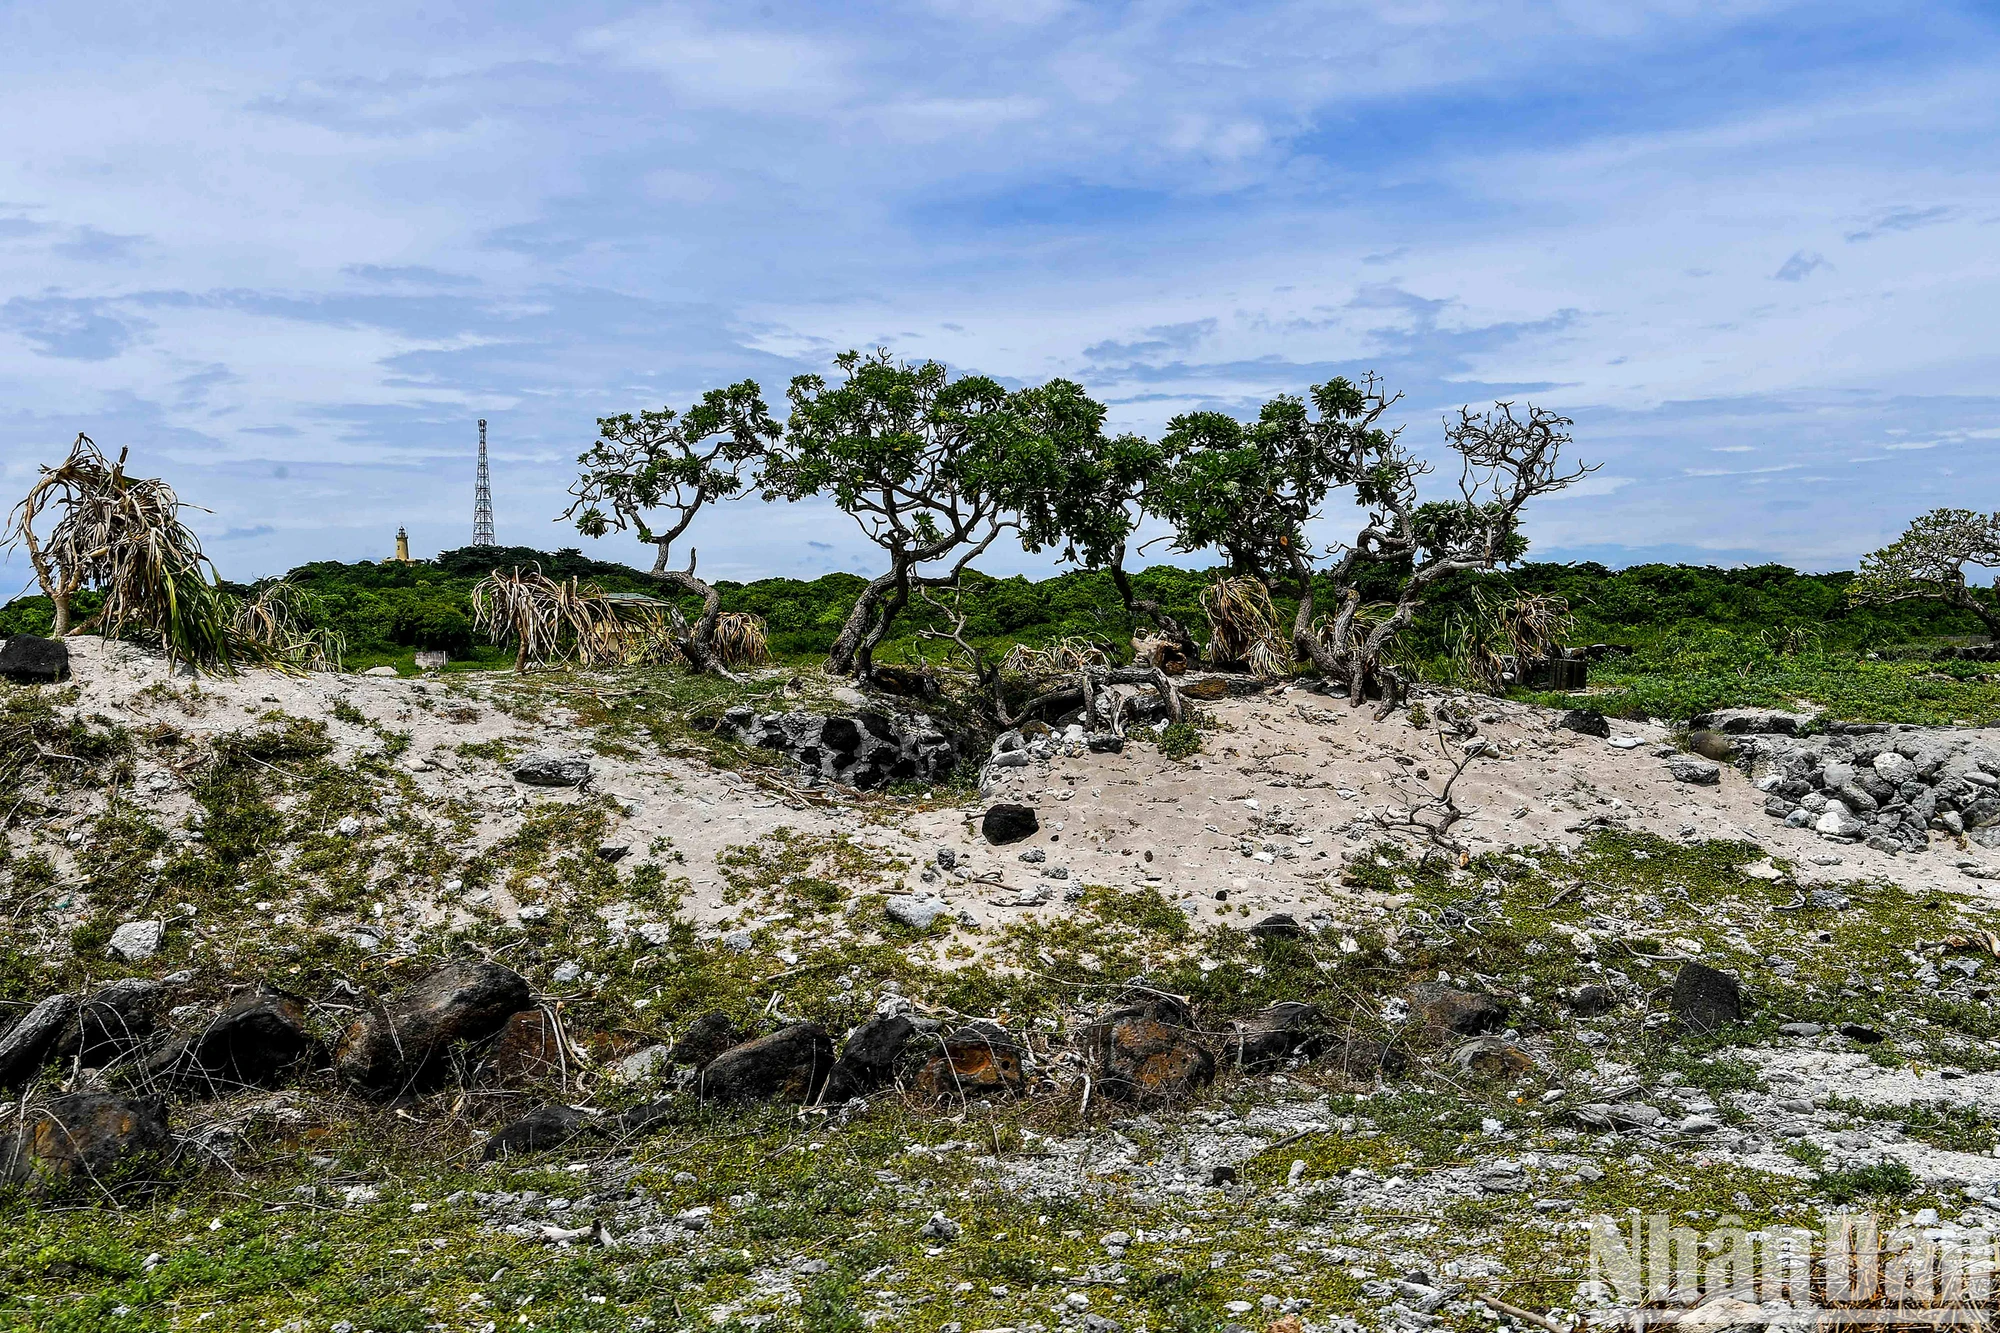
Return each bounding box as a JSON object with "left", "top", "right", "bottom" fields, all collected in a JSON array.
[
  {"left": 1848, "top": 509, "right": 2000, "bottom": 637},
  {"left": 564, "top": 381, "right": 780, "bottom": 672},
  {"left": 1152, "top": 376, "right": 1591, "bottom": 713},
  {"left": 763, "top": 350, "right": 1067, "bottom": 679},
  {"left": 1008, "top": 378, "right": 1186, "bottom": 651}
]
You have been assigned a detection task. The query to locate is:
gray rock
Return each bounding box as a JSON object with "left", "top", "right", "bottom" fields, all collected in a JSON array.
[
  {"left": 107, "top": 920, "right": 164, "bottom": 962},
  {"left": 1873, "top": 751, "right": 1915, "bottom": 782},
  {"left": 1690, "top": 707, "right": 1819, "bottom": 735},
  {"left": 1779, "top": 1022, "right": 1825, "bottom": 1037},
  {"left": 716, "top": 707, "right": 958, "bottom": 791},
  {"left": 1815, "top": 809, "right": 1866, "bottom": 838},
  {"left": 919, "top": 1211, "right": 961, "bottom": 1241},
  {"left": 885, "top": 895, "right": 948, "bottom": 930},
  {"left": 0, "top": 995, "right": 80, "bottom": 1088},
  {"left": 511, "top": 753, "right": 594, "bottom": 787},
  {"left": 613, "top": 1045, "right": 672, "bottom": 1083},
  {"left": 1666, "top": 756, "right": 1721, "bottom": 785}
]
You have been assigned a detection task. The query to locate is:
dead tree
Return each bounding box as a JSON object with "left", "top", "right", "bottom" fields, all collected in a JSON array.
[
  {"left": 918, "top": 588, "right": 1182, "bottom": 733},
  {"left": 1293, "top": 398, "right": 1592, "bottom": 715}
]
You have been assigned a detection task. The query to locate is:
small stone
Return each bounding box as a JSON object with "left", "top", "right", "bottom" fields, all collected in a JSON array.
[
  {"left": 510, "top": 753, "right": 594, "bottom": 787},
  {"left": 362, "top": 665, "right": 398, "bottom": 677},
  {"left": 1670, "top": 962, "right": 1742, "bottom": 1034},
  {"left": 107, "top": 920, "right": 165, "bottom": 962},
  {"left": 1779, "top": 1022, "right": 1824, "bottom": 1037},
  {"left": 1680, "top": 1113, "right": 1721, "bottom": 1135},
  {"left": 1667, "top": 756, "right": 1722, "bottom": 785},
  {"left": 595, "top": 842, "right": 630, "bottom": 862},
  {"left": 1018, "top": 848, "right": 1047, "bottom": 864},
  {"left": 1557, "top": 708, "right": 1610, "bottom": 738},
  {"left": 1815, "top": 809, "right": 1866, "bottom": 839},
  {"left": 613, "top": 1045, "right": 672, "bottom": 1083},
  {"left": 551, "top": 961, "right": 582, "bottom": 984},
  {"left": 919, "top": 1211, "right": 961, "bottom": 1241},
  {"left": 335, "top": 815, "right": 364, "bottom": 836},
  {"left": 885, "top": 896, "right": 948, "bottom": 930}
]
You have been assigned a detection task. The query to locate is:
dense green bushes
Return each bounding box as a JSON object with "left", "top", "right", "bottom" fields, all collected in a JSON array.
[{"left": 5, "top": 548, "right": 1995, "bottom": 720}]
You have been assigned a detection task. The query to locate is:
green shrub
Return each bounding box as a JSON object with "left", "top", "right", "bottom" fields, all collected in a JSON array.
[{"left": 1156, "top": 721, "right": 1202, "bottom": 760}]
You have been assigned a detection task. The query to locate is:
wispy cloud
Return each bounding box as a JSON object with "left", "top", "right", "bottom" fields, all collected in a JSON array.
[
  {"left": 1, "top": 0, "right": 1997, "bottom": 581},
  {"left": 1845, "top": 205, "right": 1953, "bottom": 242},
  {"left": 1772, "top": 250, "right": 1831, "bottom": 281}
]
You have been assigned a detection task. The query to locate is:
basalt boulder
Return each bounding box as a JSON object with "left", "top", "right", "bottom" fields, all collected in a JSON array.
[
  {"left": 698, "top": 1023, "right": 835, "bottom": 1104},
  {"left": 911, "top": 1020, "right": 1028, "bottom": 1101},
  {"left": 1670, "top": 962, "right": 1742, "bottom": 1035},
  {"left": 667, "top": 1011, "right": 745, "bottom": 1070},
  {"left": 0, "top": 994, "right": 80, "bottom": 1088},
  {"left": 821, "top": 1014, "right": 919, "bottom": 1103},
  {"left": 0, "top": 1093, "right": 170, "bottom": 1194},
  {"left": 59, "top": 978, "right": 164, "bottom": 1069},
  {"left": 1082, "top": 993, "right": 1214, "bottom": 1106},
  {"left": 147, "top": 988, "right": 316, "bottom": 1092},
  {"left": 0, "top": 634, "right": 70, "bottom": 685},
  {"left": 334, "top": 960, "right": 532, "bottom": 1097},
  {"left": 716, "top": 707, "right": 957, "bottom": 791}
]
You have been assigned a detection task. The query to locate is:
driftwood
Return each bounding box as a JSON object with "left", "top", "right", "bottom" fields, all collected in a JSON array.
[{"left": 917, "top": 588, "right": 1183, "bottom": 730}]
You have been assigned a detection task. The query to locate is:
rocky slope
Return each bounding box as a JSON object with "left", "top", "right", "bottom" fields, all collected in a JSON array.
[{"left": 5, "top": 637, "right": 2000, "bottom": 1332}]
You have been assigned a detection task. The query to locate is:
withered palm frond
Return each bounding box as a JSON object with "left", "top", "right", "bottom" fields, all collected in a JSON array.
[
  {"left": 711, "top": 612, "right": 770, "bottom": 669},
  {"left": 1000, "top": 636, "right": 1112, "bottom": 676},
  {"left": 235, "top": 580, "right": 346, "bottom": 673},
  {"left": 5, "top": 433, "right": 234, "bottom": 669},
  {"left": 471, "top": 566, "right": 622, "bottom": 672},
  {"left": 1200, "top": 576, "right": 1291, "bottom": 680}
]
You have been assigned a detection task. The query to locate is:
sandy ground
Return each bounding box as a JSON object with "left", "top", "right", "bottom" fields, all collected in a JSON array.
[{"left": 28, "top": 637, "right": 2000, "bottom": 944}]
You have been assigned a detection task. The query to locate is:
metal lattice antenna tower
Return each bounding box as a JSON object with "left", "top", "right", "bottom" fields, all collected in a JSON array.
[{"left": 472, "top": 418, "right": 495, "bottom": 546}]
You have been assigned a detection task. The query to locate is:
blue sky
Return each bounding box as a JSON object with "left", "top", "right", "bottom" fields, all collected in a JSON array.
[{"left": 2, "top": 0, "right": 1996, "bottom": 589}]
